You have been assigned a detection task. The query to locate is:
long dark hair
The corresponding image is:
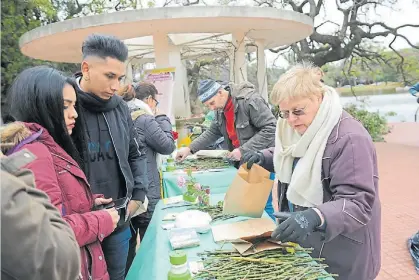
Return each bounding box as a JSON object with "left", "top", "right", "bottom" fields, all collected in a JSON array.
[{"left": 8, "top": 66, "right": 86, "bottom": 169}]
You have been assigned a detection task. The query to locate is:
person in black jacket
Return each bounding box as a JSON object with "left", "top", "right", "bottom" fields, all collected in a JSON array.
[
  {"left": 119, "top": 83, "right": 176, "bottom": 273},
  {"left": 74, "top": 33, "right": 148, "bottom": 280}
]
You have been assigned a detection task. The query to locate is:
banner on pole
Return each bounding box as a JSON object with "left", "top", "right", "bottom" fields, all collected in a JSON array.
[{"left": 142, "top": 67, "right": 176, "bottom": 122}]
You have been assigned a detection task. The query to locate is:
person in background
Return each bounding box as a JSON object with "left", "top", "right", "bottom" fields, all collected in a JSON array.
[
  {"left": 1, "top": 149, "right": 81, "bottom": 280},
  {"left": 243, "top": 62, "right": 381, "bottom": 280},
  {"left": 2, "top": 66, "right": 119, "bottom": 280},
  {"left": 175, "top": 79, "right": 277, "bottom": 219},
  {"left": 118, "top": 82, "right": 176, "bottom": 273},
  {"left": 409, "top": 82, "right": 419, "bottom": 97},
  {"left": 74, "top": 33, "right": 148, "bottom": 280},
  {"left": 176, "top": 79, "right": 276, "bottom": 162}
]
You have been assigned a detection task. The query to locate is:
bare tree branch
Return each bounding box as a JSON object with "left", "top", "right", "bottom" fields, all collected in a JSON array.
[
  {"left": 163, "top": 0, "right": 176, "bottom": 7},
  {"left": 315, "top": 0, "right": 323, "bottom": 15},
  {"left": 306, "top": 0, "right": 317, "bottom": 18},
  {"left": 182, "top": 0, "right": 200, "bottom": 6},
  {"left": 315, "top": 20, "right": 340, "bottom": 30},
  {"left": 269, "top": 45, "right": 292, "bottom": 53},
  {"left": 388, "top": 36, "right": 408, "bottom": 85},
  {"left": 342, "top": 56, "right": 359, "bottom": 99},
  {"left": 283, "top": 0, "right": 299, "bottom": 11},
  {"left": 254, "top": 0, "right": 274, "bottom": 7}
]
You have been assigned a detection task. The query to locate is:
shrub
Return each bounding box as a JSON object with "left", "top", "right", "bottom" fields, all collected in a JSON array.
[{"left": 344, "top": 104, "right": 393, "bottom": 142}]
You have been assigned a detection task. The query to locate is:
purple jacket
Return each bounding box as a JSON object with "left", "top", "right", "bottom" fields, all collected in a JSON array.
[{"left": 263, "top": 111, "right": 381, "bottom": 280}]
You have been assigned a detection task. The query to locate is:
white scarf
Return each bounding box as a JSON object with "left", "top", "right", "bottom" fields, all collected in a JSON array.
[
  {"left": 273, "top": 87, "right": 342, "bottom": 207},
  {"left": 126, "top": 99, "right": 163, "bottom": 167},
  {"left": 127, "top": 99, "right": 154, "bottom": 115}
]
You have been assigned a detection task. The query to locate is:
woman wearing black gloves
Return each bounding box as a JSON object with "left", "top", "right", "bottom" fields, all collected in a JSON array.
[{"left": 242, "top": 62, "right": 381, "bottom": 280}]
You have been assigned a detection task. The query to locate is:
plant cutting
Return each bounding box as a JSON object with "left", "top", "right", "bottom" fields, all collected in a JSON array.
[
  {"left": 193, "top": 247, "right": 338, "bottom": 280},
  {"left": 177, "top": 169, "right": 210, "bottom": 205},
  {"left": 188, "top": 201, "right": 237, "bottom": 222},
  {"left": 175, "top": 158, "right": 230, "bottom": 171}
]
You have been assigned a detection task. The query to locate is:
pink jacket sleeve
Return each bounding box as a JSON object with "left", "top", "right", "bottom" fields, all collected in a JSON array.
[
  {"left": 93, "top": 193, "right": 105, "bottom": 200},
  {"left": 23, "top": 143, "right": 114, "bottom": 246}
]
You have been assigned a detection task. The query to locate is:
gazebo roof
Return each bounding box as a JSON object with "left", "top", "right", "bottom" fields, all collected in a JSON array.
[{"left": 20, "top": 6, "right": 313, "bottom": 63}]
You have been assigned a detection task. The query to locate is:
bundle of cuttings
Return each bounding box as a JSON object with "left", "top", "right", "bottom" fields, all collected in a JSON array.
[
  {"left": 176, "top": 158, "right": 230, "bottom": 171},
  {"left": 188, "top": 201, "right": 237, "bottom": 222},
  {"left": 193, "top": 248, "right": 337, "bottom": 280}
]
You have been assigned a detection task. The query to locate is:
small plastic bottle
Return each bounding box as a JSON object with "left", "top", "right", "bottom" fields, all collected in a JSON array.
[
  {"left": 166, "top": 156, "right": 176, "bottom": 172},
  {"left": 167, "top": 250, "right": 192, "bottom": 280}
]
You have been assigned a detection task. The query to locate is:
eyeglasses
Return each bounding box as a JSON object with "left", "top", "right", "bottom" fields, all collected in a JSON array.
[
  {"left": 279, "top": 106, "right": 307, "bottom": 119},
  {"left": 150, "top": 96, "right": 159, "bottom": 106}
]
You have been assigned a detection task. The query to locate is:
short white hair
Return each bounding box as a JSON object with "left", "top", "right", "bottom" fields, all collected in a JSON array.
[{"left": 270, "top": 61, "right": 325, "bottom": 105}]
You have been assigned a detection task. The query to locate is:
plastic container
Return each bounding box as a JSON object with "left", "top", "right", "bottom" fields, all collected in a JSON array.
[
  {"left": 166, "top": 157, "right": 176, "bottom": 172},
  {"left": 167, "top": 251, "right": 192, "bottom": 280}
]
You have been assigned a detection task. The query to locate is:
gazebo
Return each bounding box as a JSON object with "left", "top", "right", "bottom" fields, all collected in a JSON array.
[{"left": 20, "top": 6, "right": 313, "bottom": 117}]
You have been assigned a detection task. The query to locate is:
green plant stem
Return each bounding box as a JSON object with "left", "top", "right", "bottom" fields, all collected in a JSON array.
[{"left": 193, "top": 247, "right": 336, "bottom": 280}]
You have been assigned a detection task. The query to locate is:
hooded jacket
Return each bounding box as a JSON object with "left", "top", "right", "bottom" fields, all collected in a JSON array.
[
  {"left": 189, "top": 82, "right": 276, "bottom": 155},
  {"left": 1, "top": 122, "right": 114, "bottom": 280}
]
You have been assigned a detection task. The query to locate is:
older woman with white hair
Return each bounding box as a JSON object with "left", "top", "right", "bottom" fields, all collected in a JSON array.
[{"left": 242, "top": 62, "right": 381, "bottom": 280}]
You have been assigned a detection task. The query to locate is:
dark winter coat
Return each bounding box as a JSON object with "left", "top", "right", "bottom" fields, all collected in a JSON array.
[
  {"left": 128, "top": 100, "right": 176, "bottom": 221},
  {"left": 189, "top": 82, "right": 276, "bottom": 154}
]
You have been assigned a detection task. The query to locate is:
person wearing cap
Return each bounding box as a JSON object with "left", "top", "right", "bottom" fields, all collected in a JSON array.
[{"left": 176, "top": 79, "right": 276, "bottom": 163}]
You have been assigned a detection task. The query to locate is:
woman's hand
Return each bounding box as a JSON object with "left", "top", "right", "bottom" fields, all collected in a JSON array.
[
  {"left": 271, "top": 209, "right": 322, "bottom": 243},
  {"left": 125, "top": 200, "right": 141, "bottom": 222},
  {"left": 104, "top": 208, "right": 120, "bottom": 230},
  {"left": 242, "top": 151, "right": 265, "bottom": 169},
  {"left": 94, "top": 197, "right": 112, "bottom": 206}
]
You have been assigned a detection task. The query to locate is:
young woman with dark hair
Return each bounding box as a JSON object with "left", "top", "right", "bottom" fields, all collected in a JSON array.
[
  {"left": 7, "top": 66, "right": 85, "bottom": 167},
  {"left": 1, "top": 66, "right": 120, "bottom": 280}
]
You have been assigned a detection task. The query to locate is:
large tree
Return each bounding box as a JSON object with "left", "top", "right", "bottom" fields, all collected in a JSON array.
[
  {"left": 1, "top": 0, "right": 52, "bottom": 105},
  {"left": 255, "top": 0, "right": 419, "bottom": 84},
  {"left": 1, "top": 0, "right": 81, "bottom": 118}
]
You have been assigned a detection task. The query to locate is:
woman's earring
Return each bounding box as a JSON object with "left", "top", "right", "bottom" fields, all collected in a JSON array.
[{"left": 84, "top": 75, "right": 90, "bottom": 82}]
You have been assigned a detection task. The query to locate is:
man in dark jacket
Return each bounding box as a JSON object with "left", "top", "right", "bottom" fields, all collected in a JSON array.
[
  {"left": 176, "top": 79, "right": 276, "bottom": 162},
  {"left": 1, "top": 149, "right": 80, "bottom": 280},
  {"left": 74, "top": 34, "right": 148, "bottom": 280}
]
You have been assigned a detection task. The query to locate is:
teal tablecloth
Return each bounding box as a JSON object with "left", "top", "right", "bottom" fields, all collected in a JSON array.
[
  {"left": 162, "top": 167, "right": 237, "bottom": 198},
  {"left": 126, "top": 193, "right": 334, "bottom": 280}
]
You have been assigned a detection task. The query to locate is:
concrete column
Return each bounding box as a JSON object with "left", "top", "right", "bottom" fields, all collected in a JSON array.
[
  {"left": 152, "top": 33, "right": 191, "bottom": 119},
  {"left": 169, "top": 46, "right": 191, "bottom": 119},
  {"left": 256, "top": 40, "right": 268, "bottom": 102},
  {"left": 153, "top": 32, "right": 170, "bottom": 67},
  {"left": 124, "top": 61, "right": 133, "bottom": 84},
  {"left": 229, "top": 31, "right": 247, "bottom": 83}
]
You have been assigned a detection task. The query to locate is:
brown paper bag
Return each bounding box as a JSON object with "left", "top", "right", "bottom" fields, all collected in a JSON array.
[
  {"left": 211, "top": 218, "right": 282, "bottom": 255},
  {"left": 232, "top": 237, "right": 283, "bottom": 256},
  {"left": 223, "top": 164, "right": 273, "bottom": 218},
  {"left": 211, "top": 218, "right": 275, "bottom": 242}
]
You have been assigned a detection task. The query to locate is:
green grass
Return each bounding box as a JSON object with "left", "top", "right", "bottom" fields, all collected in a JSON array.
[{"left": 337, "top": 82, "right": 406, "bottom": 97}]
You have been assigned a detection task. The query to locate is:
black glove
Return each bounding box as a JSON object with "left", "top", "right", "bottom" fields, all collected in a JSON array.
[
  {"left": 242, "top": 151, "right": 264, "bottom": 169},
  {"left": 271, "top": 209, "right": 321, "bottom": 244}
]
